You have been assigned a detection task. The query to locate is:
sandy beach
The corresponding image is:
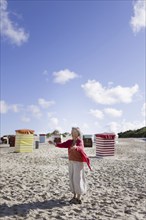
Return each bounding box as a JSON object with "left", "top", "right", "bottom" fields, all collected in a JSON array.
[{"left": 0, "top": 138, "right": 146, "bottom": 220}]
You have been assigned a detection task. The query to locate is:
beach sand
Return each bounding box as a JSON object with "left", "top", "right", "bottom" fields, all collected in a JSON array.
[{"left": 0, "top": 138, "right": 146, "bottom": 220}]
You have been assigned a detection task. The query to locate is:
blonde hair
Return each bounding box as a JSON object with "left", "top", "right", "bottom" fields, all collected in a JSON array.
[{"left": 71, "top": 127, "right": 81, "bottom": 137}]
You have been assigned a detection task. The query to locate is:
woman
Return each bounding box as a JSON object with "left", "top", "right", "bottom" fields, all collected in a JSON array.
[{"left": 53, "top": 127, "right": 91, "bottom": 204}]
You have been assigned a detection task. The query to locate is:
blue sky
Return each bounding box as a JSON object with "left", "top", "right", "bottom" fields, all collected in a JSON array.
[{"left": 0, "top": 0, "right": 146, "bottom": 136}]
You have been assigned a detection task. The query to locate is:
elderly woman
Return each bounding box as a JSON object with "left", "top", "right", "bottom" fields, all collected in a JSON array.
[{"left": 54, "top": 127, "right": 91, "bottom": 204}]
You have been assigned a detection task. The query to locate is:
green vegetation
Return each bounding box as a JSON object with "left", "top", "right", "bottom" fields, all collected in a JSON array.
[
  {"left": 118, "top": 127, "right": 146, "bottom": 138},
  {"left": 46, "top": 130, "right": 70, "bottom": 138}
]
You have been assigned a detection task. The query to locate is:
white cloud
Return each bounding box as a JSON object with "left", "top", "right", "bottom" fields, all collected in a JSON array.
[
  {"left": 81, "top": 80, "right": 139, "bottom": 105},
  {"left": 141, "top": 102, "right": 146, "bottom": 117},
  {"left": 0, "top": 100, "right": 9, "bottom": 113},
  {"left": 10, "top": 104, "right": 21, "bottom": 113},
  {"left": 94, "top": 121, "right": 99, "bottom": 127},
  {"left": 106, "top": 120, "right": 145, "bottom": 134},
  {"left": 0, "top": 0, "right": 29, "bottom": 45},
  {"left": 49, "top": 117, "right": 59, "bottom": 126},
  {"left": 0, "top": 100, "right": 21, "bottom": 113},
  {"left": 121, "top": 120, "right": 145, "bottom": 131},
  {"left": 48, "top": 117, "right": 62, "bottom": 132},
  {"left": 21, "top": 115, "right": 30, "bottom": 123},
  {"left": 47, "top": 112, "right": 56, "bottom": 118},
  {"left": 27, "top": 105, "right": 42, "bottom": 119},
  {"left": 38, "top": 98, "right": 55, "bottom": 109},
  {"left": 82, "top": 123, "right": 89, "bottom": 129},
  {"left": 71, "top": 122, "right": 78, "bottom": 128},
  {"left": 80, "top": 123, "right": 90, "bottom": 135},
  {"left": 0, "top": 98, "right": 55, "bottom": 118},
  {"left": 104, "top": 108, "right": 123, "bottom": 117},
  {"left": 89, "top": 109, "right": 104, "bottom": 119},
  {"left": 63, "top": 118, "right": 67, "bottom": 123},
  {"left": 105, "top": 122, "right": 120, "bottom": 134},
  {"left": 130, "top": 0, "right": 146, "bottom": 33},
  {"left": 53, "top": 69, "right": 79, "bottom": 84}
]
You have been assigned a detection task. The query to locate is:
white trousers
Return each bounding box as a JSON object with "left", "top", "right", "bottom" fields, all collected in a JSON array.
[{"left": 69, "top": 161, "right": 87, "bottom": 195}]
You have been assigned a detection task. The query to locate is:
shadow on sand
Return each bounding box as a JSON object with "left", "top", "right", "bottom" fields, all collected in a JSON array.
[{"left": 0, "top": 199, "right": 70, "bottom": 218}]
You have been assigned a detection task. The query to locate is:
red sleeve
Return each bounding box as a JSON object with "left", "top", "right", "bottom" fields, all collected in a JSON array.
[{"left": 56, "top": 140, "right": 71, "bottom": 148}]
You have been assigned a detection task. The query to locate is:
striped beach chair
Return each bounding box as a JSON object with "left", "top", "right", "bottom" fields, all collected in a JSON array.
[
  {"left": 15, "top": 129, "right": 34, "bottom": 153},
  {"left": 95, "top": 133, "right": 115, "bottom": 157}
]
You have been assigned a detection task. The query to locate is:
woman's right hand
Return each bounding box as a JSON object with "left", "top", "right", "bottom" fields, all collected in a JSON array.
[{"left": 48, "top": 140, "right": 56, "bottom": 146}]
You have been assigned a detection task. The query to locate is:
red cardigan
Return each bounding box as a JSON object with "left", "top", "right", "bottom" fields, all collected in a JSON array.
[{"left": 56, "top": 138, "right": 92, "bottom": 170}]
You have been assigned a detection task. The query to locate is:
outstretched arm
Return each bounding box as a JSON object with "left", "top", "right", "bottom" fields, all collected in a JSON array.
[{"left": 55, "top": 140, "right": 71, "bottom": 148}]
